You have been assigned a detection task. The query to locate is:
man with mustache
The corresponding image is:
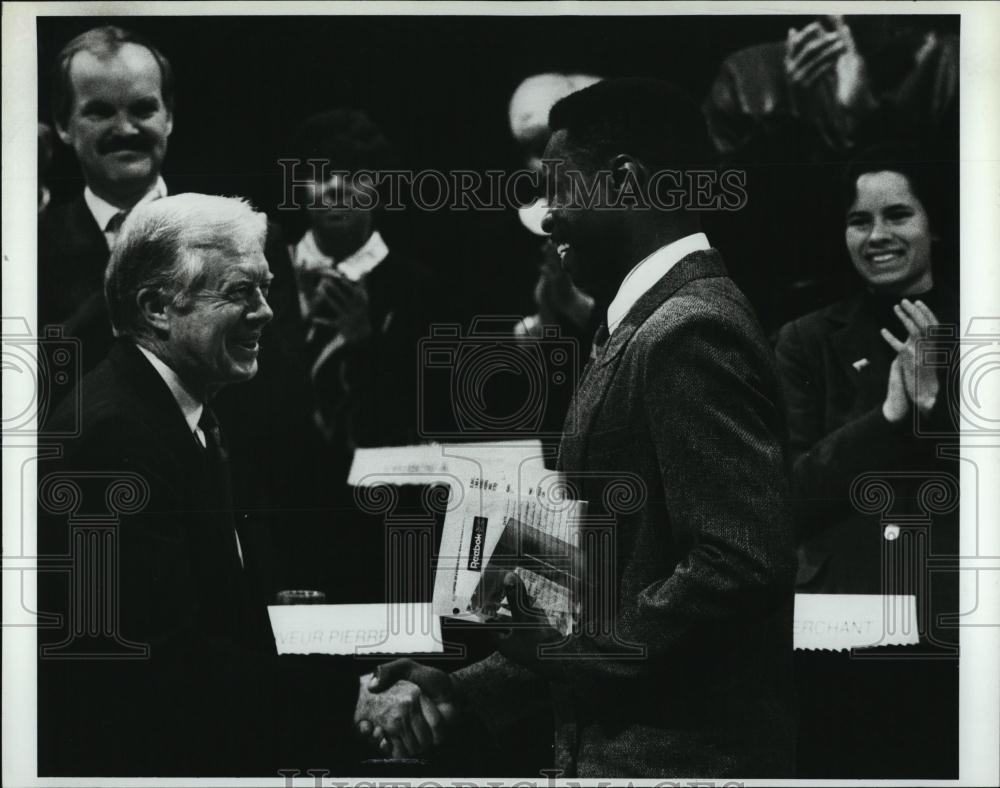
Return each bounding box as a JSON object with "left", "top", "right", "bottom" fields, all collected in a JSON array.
[{"left": 39, "top": 26, "right": 174, "bottom": 374}]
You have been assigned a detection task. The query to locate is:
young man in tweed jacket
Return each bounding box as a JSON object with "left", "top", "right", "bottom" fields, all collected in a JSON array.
[{"left": 369, "top": 78, "right": 797, "bottom": 779}]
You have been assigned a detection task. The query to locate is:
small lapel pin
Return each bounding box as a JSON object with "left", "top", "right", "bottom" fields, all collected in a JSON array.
[{"left": 852, "top": 358, "right": 870, "bottom": 372}]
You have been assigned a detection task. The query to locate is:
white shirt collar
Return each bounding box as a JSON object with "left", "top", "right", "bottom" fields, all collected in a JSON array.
[
  {"left": 606, "top": 232, "right": 711, "bottom": 335},
  {"left": 292, "top": 229, "right": 389, "bottom": 282},
  {"left": 84, "top": 176, "right": 168, "bottom": 236},
  {"left": 136, "top": 344, "right": 204, "bottom": 436}
]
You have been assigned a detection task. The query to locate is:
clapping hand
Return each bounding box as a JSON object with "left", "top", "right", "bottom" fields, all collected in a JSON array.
[
  {"left": 881, "top": 298, "right": 941, "bottom": 422},
  {"left": 785, "top": 19, "right": 848, "bottom": 91},
  {"left": 305, "top": 268, "right": 372, "bottom": 344},
  {"left": 355, "top": 659, "right": 457, "bottom": 758},
  {"left": 785, "top": 16, "right": 874, "bottom": 114}
]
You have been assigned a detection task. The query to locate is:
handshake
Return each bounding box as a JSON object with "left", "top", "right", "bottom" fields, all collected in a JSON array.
[
  {"left": 353, "top": 659, "right": 458, "bottom": 759},
  {"left": 351, "top": 572, "right": 565, "bottom": 759}
]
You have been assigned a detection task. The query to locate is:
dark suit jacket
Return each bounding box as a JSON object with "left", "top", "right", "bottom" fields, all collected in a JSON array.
[
  {"left": 38, "top": 193, "right": 113, "bottom": 374},
  {"left": 38, "top": 189, "right": 326, "bottom": 594},
  {"left": 774, "top": 289, "right": 960, "bottom": 646},
  {"left": 37, "top": 340, "right": 359, "bottom": 776},
  {"left": 454, "top": 250, "right": 797, "bottom": 778}
]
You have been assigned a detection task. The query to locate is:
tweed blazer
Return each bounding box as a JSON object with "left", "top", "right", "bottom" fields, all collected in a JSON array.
[{"left": 454, "top": 249, "right": 797, "bottom": 778}]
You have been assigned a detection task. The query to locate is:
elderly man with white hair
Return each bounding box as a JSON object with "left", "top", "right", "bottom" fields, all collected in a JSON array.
[{"left": 37, "top": 194, "right": 441, "bottom": 776}]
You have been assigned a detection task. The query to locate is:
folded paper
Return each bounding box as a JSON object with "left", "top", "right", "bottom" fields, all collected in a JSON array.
[
  {"left": 347, "top": 440, "right": 547, "bottom": 487},
  {"left": 793, "top": 593, "right": 919, "bottom": 651},
  {"left": 433, "top": 462, "right": 587, "bottom": 635},
  {"left": 268, "top": 603, "right": 443, "bottom": 655}
]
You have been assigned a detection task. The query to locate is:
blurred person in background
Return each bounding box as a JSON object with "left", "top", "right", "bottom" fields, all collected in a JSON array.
[
  {"left": 283, "top": 109, "right": 436, "bottom": 601},
  {"left": 507, "top": 73, "right": 602, "bottom": 462},
  {"left": 288, "top": 108, "right": 432, "bottom": 461},
  {"left": 704, "top": 15, "right": 957, "bottom": 159},
  {"left": 38, "top": 122, "right": 55, "bottom": 214},
  {"left": 509, "top": 72, "right": 600, "bottom": 340}
]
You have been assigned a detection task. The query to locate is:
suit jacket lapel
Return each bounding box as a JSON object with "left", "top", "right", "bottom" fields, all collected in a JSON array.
[
  {"left": 38, "top": 193, "right": 110, "bottom": 332},
  {"left": 108, "top": 341, "right": 210, "bottom": 495},
  {"left": 597, "top": 249, "right": 729, "bottom": 367},
  {"left": 827, "top": 294, "right": 888, "bottom": 407},
  {"left": 560, "top": 249, "right": 729, "bottom": 471},
  {"left": 69, "top": 192, "right": 111, "bottom": 258}
]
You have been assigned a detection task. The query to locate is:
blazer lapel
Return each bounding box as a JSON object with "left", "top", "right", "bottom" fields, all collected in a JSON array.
[
  {"left": 108, "top": 341, "right": 213, "bottom": 500},
  {"left": 597, "top": 248, "right": 729, "bottom": 368},
  {"left": 68, "top": 193, "right": 112, "bottom": 257},
  {"left": 827, "top": 294, "right": 887, "bottom": 406},
  {"left": 560, "top": 249, "right": 729, "bottom": 471}
]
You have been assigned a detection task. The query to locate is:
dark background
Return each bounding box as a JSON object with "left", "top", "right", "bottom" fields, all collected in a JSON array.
[{"left": 38, "top": 14, "right": 960, "bottom": 333}]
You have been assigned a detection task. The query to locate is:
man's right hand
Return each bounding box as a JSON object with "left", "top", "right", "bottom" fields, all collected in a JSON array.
[
  {"left": 354, "top": 674, "right": 434, "bottom": 758},
  {"left": 356, "top": 659, "right": 458, "bottom": 758}
]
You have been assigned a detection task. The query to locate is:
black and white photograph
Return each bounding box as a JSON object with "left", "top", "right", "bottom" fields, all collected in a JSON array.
[{"left": 3, "top": 2, "right": 999, "bottom": 786}]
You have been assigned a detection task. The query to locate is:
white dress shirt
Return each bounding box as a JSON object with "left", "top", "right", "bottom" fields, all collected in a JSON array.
[
  {"left": 291, "top": 228, "right": 389, "bottom": 279},
  {"left": 606, "top": 232, "right": 711, "bottom": 336},
  {"left": 84, "top": 176, "right": 168, "bottom": 248},
  {"left": 291, "top": 228, "right": 390, "bottom": 318},
  {"left": 136, "top": 345, "right": 204, "bottom": 441}
]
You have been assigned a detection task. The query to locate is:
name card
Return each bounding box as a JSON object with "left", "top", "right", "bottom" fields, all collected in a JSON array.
[
  {"left": 348, "top": 441, "right": 547, "bottom": 486},
  {"left": 794, "top": 593, "right": 919, "bottom": 651},
  {"left": 267, "top": 603, "right": 443, "bottom": 656}
]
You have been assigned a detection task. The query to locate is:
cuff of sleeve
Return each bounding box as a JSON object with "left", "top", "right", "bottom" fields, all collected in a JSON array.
[
  {"left": 450, "top": 651, "right": 549, "bottom": 741},
  {"left": 872, "top": 403, "right": 917, "bottom": 442}
]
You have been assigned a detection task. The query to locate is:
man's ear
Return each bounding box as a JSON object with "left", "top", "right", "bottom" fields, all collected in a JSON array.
[
  {"left": 136, "top": 287, "right": 171, "bottom": 334},
  {"left": 55, "top": 122, "right": 73, "bottom": 147},
  {"left": 164, "top": 110, "right": 174, "bottom": 139},
  {"left": 609, "top": 154, "right": 648, "bottom": 206}
]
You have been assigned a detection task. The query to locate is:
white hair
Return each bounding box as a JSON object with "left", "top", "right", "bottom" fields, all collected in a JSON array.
[
  {"left": 105, "top": 193, "right": 267, "bottom": 338},
  {"left": 508, "top": 72, "right": 603, "bottom": 142}
]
